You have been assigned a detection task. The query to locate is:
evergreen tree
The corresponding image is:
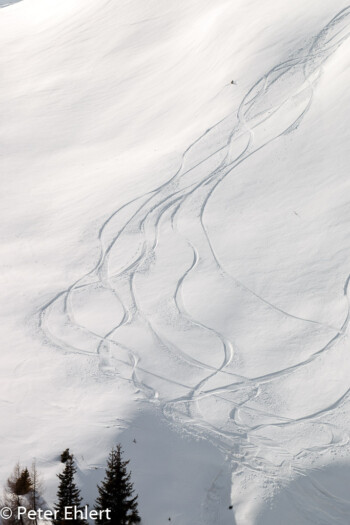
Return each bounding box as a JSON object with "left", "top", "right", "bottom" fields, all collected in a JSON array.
[
  {"left": 53, "top": 452, "right": 87, "bottom": 525},
  {"left": 12, "top": 468, "right": 32, "bottom": 498},
  {"left": 95, "top": 445, "right": 140, "bottom": 525},
  {"left": 60, "top": 449, "right": 71, "bottom": 464}
]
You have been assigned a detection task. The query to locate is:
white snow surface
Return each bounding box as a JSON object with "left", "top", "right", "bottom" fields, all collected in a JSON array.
[{"left": 1, "top": 0, "right": 350, "bottom": 523}]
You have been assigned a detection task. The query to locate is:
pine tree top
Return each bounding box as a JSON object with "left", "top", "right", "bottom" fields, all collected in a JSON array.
[
  {"left": 95, "top": 444, "right": 140, "bottom": 525},
  {"left": 54, "top": 451, "right": 87, "bottom": 525},
  {"left": 61, "top": 449, "right": 72, "bottom": 464}
]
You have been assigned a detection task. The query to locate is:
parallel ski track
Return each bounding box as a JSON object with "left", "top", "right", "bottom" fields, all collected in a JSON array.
[{"left": 40, "top": 6, "right": 350, "bottom": 482}]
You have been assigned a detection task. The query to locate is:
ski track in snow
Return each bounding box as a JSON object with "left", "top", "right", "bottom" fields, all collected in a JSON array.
[{"left": 39, "top": 5, "right": 350, "bottom": 511}]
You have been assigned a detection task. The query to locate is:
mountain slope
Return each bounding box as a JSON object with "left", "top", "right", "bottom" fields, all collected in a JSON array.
[{"left": 1, "top": 1, "right": 350, "bottom": 524}]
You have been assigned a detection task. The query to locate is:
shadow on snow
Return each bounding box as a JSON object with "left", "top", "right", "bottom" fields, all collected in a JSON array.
[
  {"left": 0, "top": 0, "right": 22, "bottom": 8},
  {"left": 258, "top": 462, "right": 350, "bottom": 525}
]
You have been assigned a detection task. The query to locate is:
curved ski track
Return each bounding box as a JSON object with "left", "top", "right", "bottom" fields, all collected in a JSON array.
[{"left": 39, "top": 6, "right": 350, "bottom": 485}]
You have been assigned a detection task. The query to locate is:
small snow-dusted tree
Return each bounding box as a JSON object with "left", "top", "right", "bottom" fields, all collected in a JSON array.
[
  {"left": 28, "top": 461, "right": 46, "bottom": 525},
  {"left": 94, "top": 444, "right": 140, "bottom": 525},
  {"left": 53, "top": 451, "right": 87, "bottom": 525},
  {"left": 2, "top": 463, "right": 33, "bottom": 525}
]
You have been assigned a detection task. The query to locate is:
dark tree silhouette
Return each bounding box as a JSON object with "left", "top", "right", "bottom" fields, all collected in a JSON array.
[
  {"left": 95, "top": 444, "right": 140, "bottom": 525},
  {"left": 60, "top": 449, "right": 71, "bottom": 464},
  {"left": 2, "top": 464, "right": 33, "bottom": 525},
  {"left": 54, "top": 452, "right": 87, "bottom": 525}
]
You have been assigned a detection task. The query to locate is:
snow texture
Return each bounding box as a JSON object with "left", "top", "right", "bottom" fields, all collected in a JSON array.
[{"left": 1, "top": 1, "right": 350, "bottom": 523}]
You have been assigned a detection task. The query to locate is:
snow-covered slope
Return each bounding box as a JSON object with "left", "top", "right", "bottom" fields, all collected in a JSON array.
[{"left": 1, "top": 1, "right": 350, "bottom": 523}]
